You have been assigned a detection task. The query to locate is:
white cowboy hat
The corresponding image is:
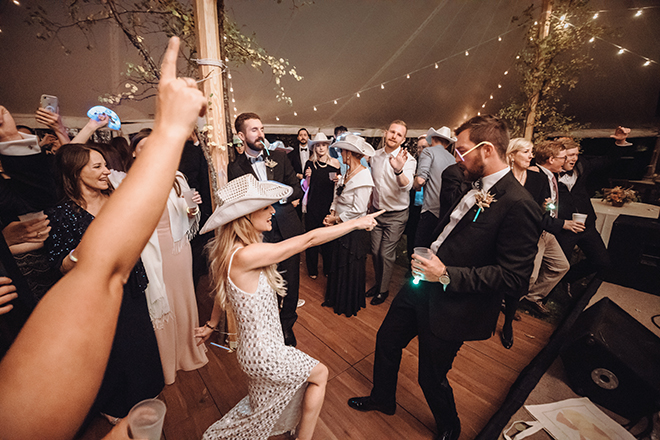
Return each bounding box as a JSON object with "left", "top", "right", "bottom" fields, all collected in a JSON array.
[
  {"left": 426, "top": 126, "right": 457, "bottom": 146},
  {"left": 332, "top": 133, "right": 375, "bottom": 157},
  {"left": 307, "top": 132, "right": 332, "bottom": 147},
  {"left": 268, "top": 140, "right": 293, "bottom": 152},
  {"left": 200, "top": 174, "right": 292, "bottom": 234}
]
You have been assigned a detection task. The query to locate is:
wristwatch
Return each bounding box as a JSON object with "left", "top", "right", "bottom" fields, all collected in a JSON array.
[{"left": 439, "top": 268, "right": 450, "bottom": 290}]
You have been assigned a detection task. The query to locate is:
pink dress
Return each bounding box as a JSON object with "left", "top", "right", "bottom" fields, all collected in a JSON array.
[{"left": 152, "top": 192, "right": 208, "bottom": 384}]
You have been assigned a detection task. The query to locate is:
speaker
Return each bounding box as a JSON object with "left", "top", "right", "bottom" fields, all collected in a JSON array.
[
  {"left": 606, "top": 214, "right": 660, "bottom": 295},
  {"left": 560, "top": 298, "right": 660, "bottom": 420}
]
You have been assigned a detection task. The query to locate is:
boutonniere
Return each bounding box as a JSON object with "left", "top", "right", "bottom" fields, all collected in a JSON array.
[
  {"left": 474, "top": 190, "right": 496, "bottom": 222},
  {"left": 265, "top": 158, "right": 278, "bottom": 168}
]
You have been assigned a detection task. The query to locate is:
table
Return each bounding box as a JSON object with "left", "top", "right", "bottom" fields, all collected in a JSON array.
[{"left": 591, "top": 198, "right": 660, "bottom": 246}]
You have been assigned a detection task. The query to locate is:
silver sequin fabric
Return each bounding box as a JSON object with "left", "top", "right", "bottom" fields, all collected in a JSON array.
[{"left": 202, "top": 265, "right": 318, "bottom": 440}]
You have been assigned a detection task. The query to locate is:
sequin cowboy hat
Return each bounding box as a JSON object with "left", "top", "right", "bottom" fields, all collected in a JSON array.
[
  {"left": 426, "top": 126, "right": 457, "bottom": 146},
  {"left": 200, "top": 174, "right": 292, "bottom": 233},
  {"left": 307, "top": 132, "right": 332, "bottom": 147},
  {"left": 267, "top": 140, "right": 293, "bottom": 153},
  {"left": 331, "top": 133, "right": 375, "bottom": 157}
]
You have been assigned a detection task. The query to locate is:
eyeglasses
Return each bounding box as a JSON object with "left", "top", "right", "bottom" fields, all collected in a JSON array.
[
  {"left": 555, "top": 155, "right": 568, "bottom": 162},
  {"left": 454, "top": 141, "right": 493, "bottom": 162}
]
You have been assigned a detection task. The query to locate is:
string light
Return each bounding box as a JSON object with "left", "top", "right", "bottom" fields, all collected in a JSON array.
[
  {"left": 498, "top": 36, "right": 502, "bottom": 41},
  {"left": 489, "top": 94, "right": 493, "bottom": 99},
  {"left": 504, "top": 70, "right": 508, "bottom": 75},
  {"left": 498, "top": 84, "right": 502, "bottom": 88},
  {"left": 635, "top": 9, "right": 642, "bottom": 17},
  {"left": 231, "top": 98, "right": 235, "bottom": 103},
  {"left": 618, "top": 48, "right": 625, "bottom": 55},
  {"left": 592, "top": 13, "right": 599, "bottom": 19},
  {"left": 313, "top": 106, "right": 317, "bottom": 111},
  {"left": 12, "top": 0, "right": 20, "bottom": 5},
  {"left": 589, "top": 37, "right": 595, "bottom": 43},
  {"left": 293, "top": 111, "right": 297, "bottom": 116},
  {"left": 276, "top": 116, "right": 279, "bottom": 121},
  {"left": 465, "top": 50, "right": 469, "bottom": 56},
  {"left": 644, "top": 60, "right": 651, "bottom": 67},
  {"left": 334, "top": 100, "right": 337, "bottom": 104},
  {"left": 435, "top": 63, "right": 439, "bottom": 69},
  {"left": 356, "top": 92, "right": 360, "bottom": 97},
  {"left": 380, "top": 84, "right": 384, "bottom": 89},
  {"left": 406, "top": 74, "right": 410, "bottom": 79}
]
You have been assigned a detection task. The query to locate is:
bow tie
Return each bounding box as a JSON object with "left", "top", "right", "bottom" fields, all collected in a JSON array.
[
  {"left": 249, "top": 155, "right": 264, "bottom": 164},
  {"left": 559, "top": 170, "right": 574, "bottom": 177},
  {"left": 472, "top": 178, "right": 483, "bottom": 191},
  {"left": 300, "top": 147, "right": 307, "bottom": 151}
]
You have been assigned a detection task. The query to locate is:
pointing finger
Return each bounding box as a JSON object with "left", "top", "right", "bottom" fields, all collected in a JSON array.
[
  {"left": 160, "top": 36, "right": 180, "bottom": 82},
  {"left": 371, "top": 209, "right": 386, "bottom": 218}
]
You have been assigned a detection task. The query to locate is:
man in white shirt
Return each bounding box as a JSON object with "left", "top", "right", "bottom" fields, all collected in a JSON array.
[{"left": 367, "top": 120, "right": 417, "bottom": 305}]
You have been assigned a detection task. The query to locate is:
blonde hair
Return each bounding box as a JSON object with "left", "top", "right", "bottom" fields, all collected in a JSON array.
[
  {"left": 206, "top": 215, "right": 286, "bottom": 309},
  {"left": 506, "top": 137, "right": 534, "bottom": 168}
]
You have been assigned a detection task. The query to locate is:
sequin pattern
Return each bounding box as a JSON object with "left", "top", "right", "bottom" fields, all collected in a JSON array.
[{"left": 202, "top": 251, "right": 318, "bottom": 440}]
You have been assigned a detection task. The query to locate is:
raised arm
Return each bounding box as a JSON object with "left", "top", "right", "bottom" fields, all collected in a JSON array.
[
  {"left": 0, "top": 37, "right": 206, "bottom": 440},
  {"left": 236, "top": 210, "right": 384, "bottom": 272}
]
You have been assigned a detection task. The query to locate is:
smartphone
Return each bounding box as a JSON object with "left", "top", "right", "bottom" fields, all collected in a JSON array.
[{"left": 40, "top": 94, "right": 59, "bottom": 114}]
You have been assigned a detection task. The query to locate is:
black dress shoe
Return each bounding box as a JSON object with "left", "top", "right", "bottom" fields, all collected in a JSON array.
[
  {"left": 436, "top": 418, "right": 461, "bottom": 440},
  {"left": 500, "top": 331, "right": 514, "bottom": 350},
  {"left": 347, "top": 396, "right": 396, "bottom": 415},
  {"left": 365, "top": 285, "right": 380, "bottom": 298},
  {"left": 283, "top": 330, "right": 297, "bottom": 347},
  {"left": 370, "top": 291, "right": 389, "bottom": 305}
]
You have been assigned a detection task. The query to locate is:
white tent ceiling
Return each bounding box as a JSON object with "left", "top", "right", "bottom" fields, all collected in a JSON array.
[{"left": 1, "top": 0, "right": 659, "bottom": 136}]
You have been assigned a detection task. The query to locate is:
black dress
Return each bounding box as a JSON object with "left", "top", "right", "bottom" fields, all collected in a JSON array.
[
  {"left": 46, "top": 199, "right": 164, "bottom": 420},
  {"left": 303, "top": 160, "right": 340, "bottom": 277}
]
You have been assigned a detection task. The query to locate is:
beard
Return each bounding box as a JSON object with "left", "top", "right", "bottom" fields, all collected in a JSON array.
[
  {"left": 463, "top": 153, "right": 486, "bottom": 182},
  {"left": 246, "top": 138, "right": 265, "bottom": 153}
]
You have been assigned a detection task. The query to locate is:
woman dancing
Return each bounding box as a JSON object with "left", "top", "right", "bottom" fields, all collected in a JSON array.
[{"left": 195, "top": 174, "right": 381, "bottom": 440}]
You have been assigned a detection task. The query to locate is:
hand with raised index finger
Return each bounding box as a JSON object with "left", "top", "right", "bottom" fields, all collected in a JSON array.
[{"left": 154, "top": 37, "right": 207, "bottom": 144}]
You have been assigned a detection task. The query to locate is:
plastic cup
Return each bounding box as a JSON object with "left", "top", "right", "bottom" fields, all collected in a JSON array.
[
  {"left": 181, "top": 189, "right": 197, "bottom": 209},
  {"left": 412, "top": 247, "right": 433, "bottom": 285},
  {"left": 127, "top": 398, "right": 166, "bottom": 440},
  {"left": 572, "top": 213, "right": 587, "bottom": 224},
  {"left": 18, "top": 211, "right": 44, "bottom": 222},
  {"left": 413, "top": 247, "right": 433, "bottom": 260}
]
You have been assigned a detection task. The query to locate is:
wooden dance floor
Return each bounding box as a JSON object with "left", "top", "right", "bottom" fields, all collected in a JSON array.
[{"left": 81, "top": 255, "right": 554, "bottom": 440}]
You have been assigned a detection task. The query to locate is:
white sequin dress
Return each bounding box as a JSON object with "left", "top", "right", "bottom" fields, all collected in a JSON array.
[{"left": 202, "top": 248, "right": 319, "bottom": 440}]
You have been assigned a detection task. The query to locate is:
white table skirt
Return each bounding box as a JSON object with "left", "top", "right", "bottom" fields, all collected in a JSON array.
[{"left": 591, "top": 198, "right": 660, "bottom": 246}]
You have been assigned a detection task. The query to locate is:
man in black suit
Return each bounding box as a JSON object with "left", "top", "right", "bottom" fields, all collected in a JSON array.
[
  {"left": 348, "top": 115, "right": 541, "bottom": 440},
  {"left": 555, "top": 137, "right": 611, "bottom": 287},
  {"left": 287, "top": 128, "right": 309, "bottom": 220},
  {"left": 228, "top": 113, "right": 304, "bottom": 346}
]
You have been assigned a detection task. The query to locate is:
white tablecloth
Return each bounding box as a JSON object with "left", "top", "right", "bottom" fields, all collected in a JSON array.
[{"left": 591, "top": 199, "right": 660, "bottom": 246}]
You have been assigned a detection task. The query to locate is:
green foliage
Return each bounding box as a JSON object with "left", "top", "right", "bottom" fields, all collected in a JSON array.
[
  {"left": 26, "top": 0, "right": 303, "bottom": 105},
  {"left": 497, "top": 0, "right": 607, "bottom": 141}
]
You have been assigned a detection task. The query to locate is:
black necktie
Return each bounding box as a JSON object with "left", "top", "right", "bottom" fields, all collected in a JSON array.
[{"left": 249, "top": 155, "right": 264, "bottom": 164}]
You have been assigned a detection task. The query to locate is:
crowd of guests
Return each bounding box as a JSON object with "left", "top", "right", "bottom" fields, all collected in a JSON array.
[{"left": 0, "top": 36, "right": 627, "bottom": 440}]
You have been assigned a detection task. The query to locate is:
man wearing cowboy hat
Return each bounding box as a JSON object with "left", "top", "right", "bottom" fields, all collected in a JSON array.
[
  {"left": 413, "top": 127, "right": 457, "bottom": 248},
  {"left": 367, "top": 120, "right": 417, "bottom": 306},
  {"left": 228, "top": 112, "right": 304, "bottom": 347}
]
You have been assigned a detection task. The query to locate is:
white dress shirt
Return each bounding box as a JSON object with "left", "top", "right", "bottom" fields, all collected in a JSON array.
[
  {"left": 299, "top": 144, "right": 310, "bottom": 170},
  {"left": 538, "top": 164, "right": 558, "bottom": 218},
  {"left": 245, "top": 151, "right": 268, "bottom": 182},
  {"left": 330, "top": 168, "right": 374, "bottom": 222},
  {"left": 370, "top": 146, "right": 417, "bottom": 211},
  {"left": 430, "top": 167, "right": 510, "bottom": 253}
]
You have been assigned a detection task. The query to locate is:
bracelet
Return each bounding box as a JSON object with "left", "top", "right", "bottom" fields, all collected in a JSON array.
[
  {"left": 187, "top": 206, "right": 199, "bottom": 215},
  {"left": 69, "top": 249, "right": 78, "bottom": 263},
  {"left": 394, "top": 168, "right": 403, "bottom": 176},
  {"left": 205, "top": 321, "right": 218, "bottom": 331}
]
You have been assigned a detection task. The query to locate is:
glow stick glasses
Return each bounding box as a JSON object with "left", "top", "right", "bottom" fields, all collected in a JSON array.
[{"left": 454, "top": 141, "right": 494, "bottom": 161}]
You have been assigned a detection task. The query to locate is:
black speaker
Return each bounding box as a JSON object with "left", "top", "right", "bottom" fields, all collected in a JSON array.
[
  {"left": 606, "top": 214, "right": 660, "bottom": 295},
  {"left": 560, "top": 298, "right": 660, "bottom": 420}
]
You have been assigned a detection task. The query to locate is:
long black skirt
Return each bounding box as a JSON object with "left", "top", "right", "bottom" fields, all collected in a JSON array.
[{"left": 323, "top": 229, "right": 369, "bottom": 317}]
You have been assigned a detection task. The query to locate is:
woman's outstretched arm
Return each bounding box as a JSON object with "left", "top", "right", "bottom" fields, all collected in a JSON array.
[
  {"left": 0, "top": 36, "right": 206, "bottom": 440},
  {"left": 236, "top": 210, "right": 384, "bottom": 273}
]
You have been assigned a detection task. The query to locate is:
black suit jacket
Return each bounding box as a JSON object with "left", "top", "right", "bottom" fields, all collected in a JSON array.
[
  {"left": 287, "top": 145, "right": 306, "bottom": 177},
  {"left": 227, "top": 150, "right": 304, "bottom": 240},
  {"left": 438, "top": 163, "right": 467, "bottom": 221},
  {"left": 420, "top": 171, "right": 541, "bottom": 341},
  {"left": 557, "top": 157, "right": 609, "bottom": 229},
  {"left": 524, "top": 168, "right": 563, "bottom": 236}
]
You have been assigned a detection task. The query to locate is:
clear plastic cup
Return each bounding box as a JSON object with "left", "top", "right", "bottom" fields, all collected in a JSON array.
[
  {"left": 181, "top": 189, "right": 197, "bottom": 209},
  {"left": 572, "top": 213, "right": 587, "bottom": 224},
  {"left": 412, "top": 247, "right": 433, "bottom": 285},
  {"left": 18, "top": 211, "right": 44, "bottom": 222},
  {"left": 127, "top": 398, "right": 166, "bottom": 440}
]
